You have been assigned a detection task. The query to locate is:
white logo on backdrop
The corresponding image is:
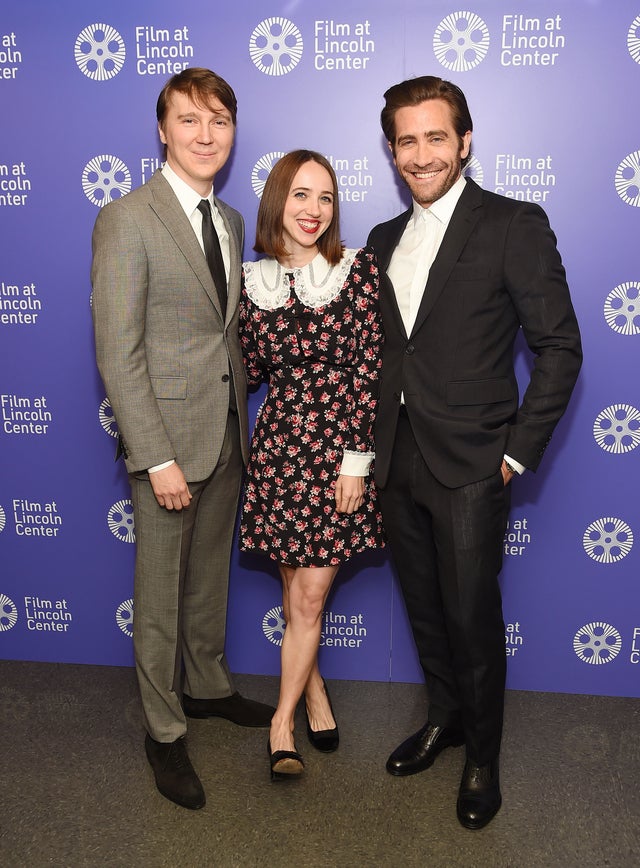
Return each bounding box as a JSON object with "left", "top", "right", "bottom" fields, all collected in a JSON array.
[
  {"left": 99, "top": 398, "right": 119, "bottom": 438},
  {"left": 75, "top": 24, "right": 126, "bottom": 81},
  {"left": 463, "top": 155, "right": 483, "bottom": 186},
  {"left": 604, "top": 282, "right": 640, "bottom": 336},
  {"left": 108, "top": 500, "right": 135, "bottom": 544},
  {"left": 628, "top": 15, "right": 640, "bottom": 64},
  {"left": 0, "top": 594, "right": 18, "bottom": 631},
  {"left": 249, "top": 18, "right": 303, "bottom": 76},
  {"left": 433, "top": 11, "right": 490, "bottom": 72},
  {"left": 593, "top": 404, "right": 640, "bottom": 453},
  {"left": 251, "top": 151, "right": 285, "bottom": 198},
  {"left": 263, "top": 605, "right": 286, "bottom": 645},
  {"left": 82, "top": 155, "right": 132, "bottom": 207},
  {"left": 615, "top": 151, "right": 640, "bottom": 207},
  {"left": 0, "top": 505, "right": 5, "bottom": 533},
  {"left": 573, "top": 622, "right": 622, "bottom": 665},
  {"left": 115, "top": 599, "right": 134, "bottom": 637},
  {"left": 583, "top": 517, "right": 633, "bottom": 564}
]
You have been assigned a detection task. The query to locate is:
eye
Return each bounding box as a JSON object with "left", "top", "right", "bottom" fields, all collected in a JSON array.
[
  {"left": 320, "top": 195, "right": 333, "bottom": 204},
  {"left": 293, "top": 191, "right": 307, "bottom": 199}
]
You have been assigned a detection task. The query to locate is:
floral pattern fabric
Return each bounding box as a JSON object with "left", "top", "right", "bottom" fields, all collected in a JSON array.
[{"left": 238, "top": 247, "right": 385, "bottom": 566}]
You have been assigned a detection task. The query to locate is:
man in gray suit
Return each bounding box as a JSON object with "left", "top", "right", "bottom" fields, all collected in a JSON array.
[{"left": 92, "top": 68, "right": 274, "bottom": 810}]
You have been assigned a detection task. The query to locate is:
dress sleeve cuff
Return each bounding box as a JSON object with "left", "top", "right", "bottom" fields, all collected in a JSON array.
[{"left": 339, "top": 450, "right": 374, "bottom": 477}]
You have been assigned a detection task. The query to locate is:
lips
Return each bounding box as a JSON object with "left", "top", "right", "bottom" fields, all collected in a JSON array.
[{"left": 298, "top": 220, "right": 320, "bottom": 234}]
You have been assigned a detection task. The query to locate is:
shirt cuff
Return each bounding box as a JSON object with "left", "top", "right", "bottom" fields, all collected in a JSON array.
[
  {"left": 339, "top": 450, "right": 374, "bottom": 477},
  {"left": 148, "top": 459, "right": 176, "bottom": 473},
  {"left": 504, "top": 454, "right": 525, "bottom": 475}
]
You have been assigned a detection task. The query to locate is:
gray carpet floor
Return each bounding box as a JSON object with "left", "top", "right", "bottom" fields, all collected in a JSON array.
[{"left": 1, "top": 659, "right": 639, "bottom": 867}]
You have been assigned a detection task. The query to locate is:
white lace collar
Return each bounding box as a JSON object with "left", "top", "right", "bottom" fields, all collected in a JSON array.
[{"left": 243, "top": 249, "right": 357, "bottom": 311}]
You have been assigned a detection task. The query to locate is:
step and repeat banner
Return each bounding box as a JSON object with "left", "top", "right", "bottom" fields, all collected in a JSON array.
[{"left": 1, "top": 0, "right": 639, "bottom": 697}]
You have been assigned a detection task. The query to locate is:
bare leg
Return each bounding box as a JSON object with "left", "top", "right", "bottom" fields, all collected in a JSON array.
[{"left": 269, "top": 564, "right": 338, "bottom": 754}]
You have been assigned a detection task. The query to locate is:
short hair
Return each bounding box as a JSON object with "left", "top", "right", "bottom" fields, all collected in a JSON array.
[
  {"left": 156, "top": 67, "right": 237, "bottom": 128},
  {"left": 254, "top": 150, "right": 344, "bottom": 266},
  {"left": 381, "top": 75, "right": 473, "bottom": 167}
]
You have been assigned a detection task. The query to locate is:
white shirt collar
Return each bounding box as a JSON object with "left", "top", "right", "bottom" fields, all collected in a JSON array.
[
  {"left": 411, "top": 173, "right": 467, "bottom": 228},
  {"left": 161, "top": 161, "right": 213, "bottom": 216}
]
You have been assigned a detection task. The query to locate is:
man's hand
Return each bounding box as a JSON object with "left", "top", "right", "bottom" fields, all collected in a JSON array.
[
  {"left": 500, "top": 460, "right": 516, "bottom": 487},
  {"left": 149, "top": 463, "right": 192, "bottom": 510},
  {"left": 335, "top": 474, "right": 365, "bottom": 514}
]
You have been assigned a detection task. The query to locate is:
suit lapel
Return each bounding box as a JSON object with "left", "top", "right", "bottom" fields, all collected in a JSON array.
[
  {"left": 147, "top": 172, "right": 226, "bottom": 319},
  {"left": 410, "top": 179, "right": 482, "bottom": 337},
  {"left": 216, "top": 198, "right": 241, "bottom": 325},
  {"left": 377, "top": 208, "right": 412, "bottom": 339}
]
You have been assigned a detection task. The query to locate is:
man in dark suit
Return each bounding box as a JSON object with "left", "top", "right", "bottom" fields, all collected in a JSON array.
[
  {"left": 368, "top": 76, "right": 582, "bottom": 829},
  {"left": 92, "top": 68, "right": 273, "bottom": 810}
]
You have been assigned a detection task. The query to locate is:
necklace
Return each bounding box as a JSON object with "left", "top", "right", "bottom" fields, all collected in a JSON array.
[
  {"left": 258, "top": 260, "right": 283, "bottom": 293},
  {"left": 307, "top": 258, "right": 336, "bottom": 289}
]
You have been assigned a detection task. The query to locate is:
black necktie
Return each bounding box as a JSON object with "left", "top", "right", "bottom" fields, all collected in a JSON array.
[{"left": 197, "top": 199, "right": 227, "bottom": 318}]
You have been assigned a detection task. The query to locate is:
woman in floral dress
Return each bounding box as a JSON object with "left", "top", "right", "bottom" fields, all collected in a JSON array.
[{"left": 239, "top": 150, "right": 384, "bottom": 778}]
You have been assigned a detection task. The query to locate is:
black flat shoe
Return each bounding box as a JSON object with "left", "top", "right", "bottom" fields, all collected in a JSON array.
[
  {"left": 305, "top": 678, "right": 339, "bottom": 753},
  {"left": 268, "top": 739, "right": 304, "bottom": 780}
]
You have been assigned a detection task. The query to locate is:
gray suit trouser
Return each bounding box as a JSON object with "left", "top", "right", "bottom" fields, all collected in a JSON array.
[{"left": 130, "top": 413, "right": 243, "bottom": 742}]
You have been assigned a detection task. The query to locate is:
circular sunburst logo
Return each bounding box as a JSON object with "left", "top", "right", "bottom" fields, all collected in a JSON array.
[
  {"left": 251, "top": 151, "right": 285, "bottom": 199},
  {"left": 463, "top": 154, "right": 483, "bottom": 186},
  {"left": 583, "top": 517, "right": 633, "bottom": 564},
  {"left": 108, "top": 500, "right": 135, "bottom": 544},
  {"left": 603, "top": 282, "right": 640, "bottom": 336},
  {"left": 249, "top": 18, "right": 303, "bottom": 76},
  {"left": 593, "top": 404, "right": 640, "bottom": 454},
  {"left": 82, "top": 155, "right": 132, "bottom": 208},
  {"left": 75, "top": 23, "right": 126, "bottom": 81},
  {"left": 0, "top": 505, "right": 6, "bottom": 534},
  {"left": 615, "top": 151, "right": 640, "bottom": 207},
  {"left": 99, "top": 398, "right": 119, "bottom": 439},
  {"left": 573, "top": 622, "right": 622, "bottom": 665},
  {"left": 115, "top": 599, "right": 134, "bottom": 637},
  {"left": 433, "top": 11, "right": 490, "bottom": 72},
  {"left": 628, "top": 15, "right": 640, "bottom": 64},
  {"left": 0, "top": 594, "right": 18, "bottom": 631},
  {"left": 262, "top": 605, "right": 287, "bottom": 645}
]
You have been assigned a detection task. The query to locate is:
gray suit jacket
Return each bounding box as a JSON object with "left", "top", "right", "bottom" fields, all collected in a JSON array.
[{"left": 92, "top": 169, "right": 249, "bottom": 481}]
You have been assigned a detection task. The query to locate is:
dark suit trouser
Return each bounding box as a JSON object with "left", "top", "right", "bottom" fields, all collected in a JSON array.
[
  {"left": 379, "top": 413, "right": 510, "bottom": 766},
  {"left": 130, "top": 413, "right": 243, "bottom": 743}
]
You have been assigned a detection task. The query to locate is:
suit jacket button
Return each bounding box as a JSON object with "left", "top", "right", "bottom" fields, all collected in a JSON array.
[
  {"left": 222, "top": 374, "right": 229, "bottom": 382},
  {"left": 405, "top": 344, "right": 415, "bottom": 355}
]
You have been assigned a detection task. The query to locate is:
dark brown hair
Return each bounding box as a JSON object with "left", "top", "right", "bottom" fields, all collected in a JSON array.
[
  {"left": 254, "top": 150, "right": 344, "bottom": 266},
  {"left": 156, "top": 67, "right": 237, "bottom": 127},
  {"left": 381, "top": 75, "right": 473, "bottom": 167}
]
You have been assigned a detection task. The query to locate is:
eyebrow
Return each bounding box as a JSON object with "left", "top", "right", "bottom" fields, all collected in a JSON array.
[
  {"left": 397, "top": 128, "right": 450, "bottom": 143},
  {"left": 292, "top": 186, "right": 334, "bottom": 195}
]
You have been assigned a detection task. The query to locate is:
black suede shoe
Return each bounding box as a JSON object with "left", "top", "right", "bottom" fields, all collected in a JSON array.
[
  {"left": 183, "top": 692, "right": 275, "bottom": 727},
  {"left": 144, "top": 734, "right": 205, "bottom": 810},
  {"left": 456, "top": 759, "right": 502, "bottom": 830},
  {"left": 305, "top": 679, "right": 339, "bottom": 753},
  {"left": 386, "top": 722, "right": 465, "bottom": 776}
]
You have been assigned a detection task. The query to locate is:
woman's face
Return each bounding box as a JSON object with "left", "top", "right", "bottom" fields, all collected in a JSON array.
[{"left": 280, "top": 160, "right": 335, "bottom": 264}]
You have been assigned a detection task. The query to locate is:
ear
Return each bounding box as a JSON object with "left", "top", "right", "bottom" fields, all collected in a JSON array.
[
  {"left": 460, "top": 131, "right": 472, "bottom": 161},
  {"left": 387, "top": 139, "right": 397, "bottom": 166},
  {"left": 158, "top": 121, "right": 167, "bottom": 145}
]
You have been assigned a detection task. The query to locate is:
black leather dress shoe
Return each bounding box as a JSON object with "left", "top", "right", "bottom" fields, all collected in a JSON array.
[
  {"left": 386, "top": 722, "right": 465, "bottom": 776},
  {"left": 305, "top": 679, "right": 339, "bottom": 753},
  {"left": 144, "top": 734, "right": 205, "bottom": 810},
  {"left": 456, "top": 759, "right": 502, "bottom": 830},
  {"left": 183, "top": 692, "right": 275, "bottom": 727}
]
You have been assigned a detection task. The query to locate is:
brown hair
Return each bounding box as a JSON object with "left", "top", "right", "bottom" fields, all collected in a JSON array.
[
  {"left": 381, "top": 76, "right": 473, "bottom": 167},
  {"left": 254, "top": 150, "right": 344, "bottom": 266},
  {"left": 156, "top": 67, "right": 237, "bottom": 127}
]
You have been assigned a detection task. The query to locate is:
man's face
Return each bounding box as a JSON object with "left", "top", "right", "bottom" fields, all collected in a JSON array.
[
  {"left": 158, "top": 91, "right": 235, "bottom": 196},
  {"left": 389, "top": 98, "right": 471, "bottom": 208}
]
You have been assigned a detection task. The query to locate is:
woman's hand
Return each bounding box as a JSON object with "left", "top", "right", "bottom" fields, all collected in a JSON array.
[{"left": 335, "top": 474, "right": 365, "bottom": 514}]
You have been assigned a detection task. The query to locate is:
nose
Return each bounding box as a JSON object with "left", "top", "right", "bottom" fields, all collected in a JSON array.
[
  {"left": 414, "top": 139, "right": 434, "bottom": 167},
  {"left": 305, "top": 198, "right": 321, "bottom": 216},
  {"left": 198, "top": 124, "right": 214, "bottom": 144}
]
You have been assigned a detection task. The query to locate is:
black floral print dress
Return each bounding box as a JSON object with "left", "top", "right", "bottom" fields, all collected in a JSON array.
[{"left": 239, "top": 247, "right": 384, "bottom": 566}]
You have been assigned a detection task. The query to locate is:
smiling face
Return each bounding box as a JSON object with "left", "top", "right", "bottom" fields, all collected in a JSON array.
[
  {"left": 390, "top": 98, "right": 471, "bottom": 208},
  {"left": 158, "top": 90, "right": 235, "bottom": 197},
  {"left": 280, "top": 160, "right": 335, "bottom": 266}
]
